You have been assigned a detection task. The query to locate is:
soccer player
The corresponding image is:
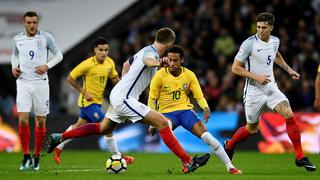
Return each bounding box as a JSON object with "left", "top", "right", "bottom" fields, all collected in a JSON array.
[
  {"left": 224, "top": 12, "right": 316, "bottom": 171},
  {"left": 45, "top": 27, "right": 210, "bottom": 174},
  {"left": 53, "top": 37, "right": 134, "bottom": 165},
  {"left": 314, "top": 65, "right": 320, "bottom": 110},
  {"left": 147, "top": 45, "right": 242, "bottom": 174},
  {"left": 11, "top": 11, "right": 63, "bottom": 171}
]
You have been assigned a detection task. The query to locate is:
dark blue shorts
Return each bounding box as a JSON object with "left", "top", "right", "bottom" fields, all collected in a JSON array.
[
  {"left": 79, "top": 104, "right": 105, "bottom": 123},
  {"left": 163, "top": 110, "right": 200, "bottom": 132}
]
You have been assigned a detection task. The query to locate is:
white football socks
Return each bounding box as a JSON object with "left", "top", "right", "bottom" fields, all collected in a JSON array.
[
  {"left": 105, "top": 136, "right": 121, "bottom": 156},
  {"left": 201, "top": 131, "right": 235, "bottom": 171},
  {"left": 57, "top": 125, "right": 73, "bottom": 150}
]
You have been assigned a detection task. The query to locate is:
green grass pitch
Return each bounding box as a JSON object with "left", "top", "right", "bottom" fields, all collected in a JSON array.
[{"left": 0, "top": 151, "right": 319, "bottom": 180}]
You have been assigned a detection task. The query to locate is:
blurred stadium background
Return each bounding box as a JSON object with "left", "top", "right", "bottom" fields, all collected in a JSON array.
[{"left": 0, "top": 0, "right": 319, "bottom": 155}]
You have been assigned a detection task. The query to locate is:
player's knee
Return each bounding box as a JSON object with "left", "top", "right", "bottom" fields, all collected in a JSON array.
[
  {"left": 19, "top": 119, "right": 29, "bottom": 126},
  {"left": 246, "top": 125, "right": 259, "bottom": 134},
  {"left": 283, "top": 111, "right": 294, "bottom": 119},
  {"left": 156, "top": 117, "right": 169, "bottom": 129}
]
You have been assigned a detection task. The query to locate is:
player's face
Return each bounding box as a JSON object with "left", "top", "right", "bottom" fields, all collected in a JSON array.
[
  {"left": 256, "top": 22, "right": 273, "bottom": 42},
  {"left": 167, "top": 52, "right": 183, "bottom": 73},
  {"left": 24, "top": 16, "right": 38, "bottom": 37},
  {"left": 94, "top": 44, "right": 109, "bottom": 62}
]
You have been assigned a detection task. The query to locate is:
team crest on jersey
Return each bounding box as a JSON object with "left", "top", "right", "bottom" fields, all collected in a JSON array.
[
  {"left": 183, "top": 83, "right": 188, "bottom": 90},
  {"left": 36, "top": 39, "right": 42, "bottom": 49}
]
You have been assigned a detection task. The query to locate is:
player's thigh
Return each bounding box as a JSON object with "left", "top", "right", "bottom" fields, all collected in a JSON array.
[
  {"left": 267, "top": 89, "right": 292, "bottom": 118},
  {"left": 179, "top": 110, "right": 203, "bottom": 133},
  {"left": 16, "top": 80, "right": 32, "bottom": 113},
  {"left": 106, "top": 98, "right": 151, "bottom": 124},
  {"left": 163, "top": 112, "right": 179, "bottom": 130},
  {"left": 32, "top": 81, "right": 49, "bottom": 116},
  {"left": 143, "top": 110, "right": 169, "bottom": 129},
  {"left": 245, "top": 95, "right": 267, "bottom": 124},
  {"left": 81, "top": 104, "right": 105, "bottom": 123}
]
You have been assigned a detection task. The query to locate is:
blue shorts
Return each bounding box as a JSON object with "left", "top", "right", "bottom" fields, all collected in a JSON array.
[
  {"left": 79, "top": 104, "right": 105, "bottom": 123},
  {"left": 163, "top": 110, "right": 200, "bottom": 132}
]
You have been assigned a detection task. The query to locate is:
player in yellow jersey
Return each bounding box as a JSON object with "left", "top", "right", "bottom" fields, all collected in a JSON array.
[
  {"left": 148, "top": 45, "right": 241, "bottom": 174},
  {"left": 314, "top": 65, "right": 320, "bottom": 110},
  {"left": 53, "top": 37, "right": 134, "bottom": 165}
]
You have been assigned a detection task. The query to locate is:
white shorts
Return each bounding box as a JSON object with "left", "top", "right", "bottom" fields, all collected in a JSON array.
[
  {"left": 16, "top": 78, "right": 49, "bottom": 116},
  {"left": 105, "top": 98, "right": 151, "bottom": 124},
  {"left": 244, "top": 85, "right": 288, "bottom": 124}
]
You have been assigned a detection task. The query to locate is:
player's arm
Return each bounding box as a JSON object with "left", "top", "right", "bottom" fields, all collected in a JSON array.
[
  {"left": 35, "top": 33, "right": 63, "bottom": 75},
  {"left": 314, "top": 65, "right": 320, "bottom": 110},
  {"left": 274, "top": 52, "right": 300, "bottom": 80},
  {"left": 67, "top": 75, "right": 93, "bottom": 101},
  {"left": 68, "top": 63, "right": 93, "bottom": 101},
  {"left": 143, "top": 56, "right": 168, "bottom": 67},
  {"left": 11, "top": 38, "right": 21, "bottom": 78},
  {"left": 190, "top": 72, "right": 211, "bottom": 122},
  {"left": 121, "top": 56, "right": 134, "bottom": 77},
  {"left": 232, "top": 60, "right": 270, "bottom": 84}
]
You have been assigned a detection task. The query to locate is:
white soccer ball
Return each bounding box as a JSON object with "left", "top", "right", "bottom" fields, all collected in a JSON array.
[{"left": 105, "top": 154, "right": 127, "bottom": 174}]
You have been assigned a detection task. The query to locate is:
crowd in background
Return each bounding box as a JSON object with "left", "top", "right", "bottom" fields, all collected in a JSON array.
[
  {"left": 1, "top": 0, "right": 320, "bottom": 123},
  {"left": 108, "top": 0, "right": 320, "bottom": 113}
]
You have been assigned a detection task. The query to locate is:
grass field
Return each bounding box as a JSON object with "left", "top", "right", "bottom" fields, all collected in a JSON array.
[{"left": 0, "top": 151, "right": 319, "bottom": 180}]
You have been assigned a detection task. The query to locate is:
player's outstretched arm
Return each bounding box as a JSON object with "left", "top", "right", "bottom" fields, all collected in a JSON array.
[{"left": 274, "top": 52, "right": 300, "bottom": 80}]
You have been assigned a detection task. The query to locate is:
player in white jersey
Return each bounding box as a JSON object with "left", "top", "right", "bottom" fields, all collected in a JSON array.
[
  {"left": 223, "top": 12, "right": 316, "bottom": 172},
  {"left": 11, "top": 11, "right": 63, "bottom": 171},
  {"left": 45, "top": 27, "right": 210, "bottom": 174}
]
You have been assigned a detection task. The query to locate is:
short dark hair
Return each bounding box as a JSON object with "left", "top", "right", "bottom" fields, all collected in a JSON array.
[
  {"left": 256, "top": 12, "right": 275, "bottom": 26},
  {"left": 155, "top": 27, "right": 176, "bottom": 44},
  {"left": 167, "top": 45, "right": 184, "bottom": 58},
  {"left": 23, "top": 11, "right": 38, "bottom": 20},
  {"left": 94, "top": 37, "right": 108, "bottom": 48}
]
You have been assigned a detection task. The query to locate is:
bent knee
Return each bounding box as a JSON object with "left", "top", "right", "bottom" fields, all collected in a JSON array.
[{"left": 246, "top": 125, "right": 259, "bottom": 134}]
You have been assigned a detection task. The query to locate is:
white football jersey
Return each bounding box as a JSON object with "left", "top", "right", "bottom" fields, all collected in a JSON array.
[
  {"left": 235, "top": 34, "right": 280, "bottom": 98},
  {"left": 12, "top": 31, "right": 61, "bottom": 80},
  {"left": 110, "top": 45, "right": 159, "bottom": 103}
]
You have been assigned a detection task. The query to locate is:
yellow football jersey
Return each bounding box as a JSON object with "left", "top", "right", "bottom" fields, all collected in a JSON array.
[
  {"left": 149, "top": 67, "right": 208, "bottom": 113},
  {"left": 318, "top": 64, "right": 320, "bottom": 72},
  {"left": 69, "top": 56, "right": 118, "bottom": 107}
]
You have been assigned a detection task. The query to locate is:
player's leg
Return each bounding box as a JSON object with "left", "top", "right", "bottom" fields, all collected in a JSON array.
[
  {"left": 32, "top": 80, "right": 50, "bottom": 170},
  {"left": 143, "top": 110, "right": 210, "bottom": 173},
  {"left": 224, "top": 95, "right": 266, "bottom": 160},
  {"left": 104, "top": 133, "right": 135, "bottom": 164},
  {"left": 54, "top": 118, "right": 87, "bottom": 164},
  {"left": 18, "top": 112, "right": 32, "bottom": 171},
  {"left": 180, "top": 110, "right": 241, "bottom": 174},
  {"left": 16, "top": 79, "right": 33, "bottom": 171},
  {"left": 33, "top": 115, "right": 46, "bottom": 170},
  {"left": 273, "top": 100, "right": 316, "bottom": 171}
]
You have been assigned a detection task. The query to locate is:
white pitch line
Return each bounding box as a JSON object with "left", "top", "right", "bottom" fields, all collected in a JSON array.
[{"left": 0, "top": 169, "right": 102, "bottom": 174}]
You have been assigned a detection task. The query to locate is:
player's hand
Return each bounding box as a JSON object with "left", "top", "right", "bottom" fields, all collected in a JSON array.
[
  {"left": 83, "top": 91, "right": 93, "bottom": 101},
  {"left": 12, "top": 67, "right": 21, "bottom": 78},
  {"left": 159, "top": 57, "right": 169, "bottom": 67},
  {"left": 256, "top": 75, "right": 271, "bottom": 85},
  {"left": 203, "top": 107, "right": 211, "bottom": 123},
  {"left": 288, "top": 69, "right": 300, "bottom": 80},
  {"left": 314, "top": 98, "right": 320, "bottom": 110},
  {"left": 148, "top": 126, "right": 157, "bottom": 136},
  {"left": 35, "top": 64, "right": 49, "bottom": 75}
]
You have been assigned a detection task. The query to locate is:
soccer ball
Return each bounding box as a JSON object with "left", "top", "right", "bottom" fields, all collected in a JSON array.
[{"left": 105, "top": 154, "right": 127, "bottom": 174}]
